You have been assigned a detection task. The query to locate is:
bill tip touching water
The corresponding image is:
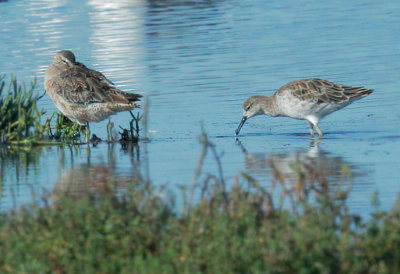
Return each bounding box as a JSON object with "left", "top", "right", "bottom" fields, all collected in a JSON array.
[{"left": 235, "top": 78, "right": 373, "bottom": 137}]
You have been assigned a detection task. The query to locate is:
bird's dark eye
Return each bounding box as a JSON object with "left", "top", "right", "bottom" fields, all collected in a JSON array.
[{"left": 245, "top": 105, "right": 250, "bottom": 111}]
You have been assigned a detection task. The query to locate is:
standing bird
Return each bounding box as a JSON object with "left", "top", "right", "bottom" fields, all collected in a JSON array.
[
  {"left": 235, "top": 78, "right": 373, "bottom": 137},
  {"left": 45, "top": 50, "right": 142, "bottom": 142}
]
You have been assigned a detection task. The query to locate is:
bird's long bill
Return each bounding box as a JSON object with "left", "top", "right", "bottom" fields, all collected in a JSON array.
[{"left": 235, "top": 116, "right": 247, "bottom": 135}]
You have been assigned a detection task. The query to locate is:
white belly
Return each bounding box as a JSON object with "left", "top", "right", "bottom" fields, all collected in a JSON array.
[{"left": 275, "top": 93, "right": 346, "bottom": 124}]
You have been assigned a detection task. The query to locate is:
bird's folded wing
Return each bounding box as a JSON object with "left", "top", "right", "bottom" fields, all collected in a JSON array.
[
  {"left": 283, "top": 79, "right": 369, "bottom": 104},
  {"left": 75, "top": 62, "right": 114, "bottom": 86},
  {"left": 55, "top": 66, "right": 132, "bottom": 106}
]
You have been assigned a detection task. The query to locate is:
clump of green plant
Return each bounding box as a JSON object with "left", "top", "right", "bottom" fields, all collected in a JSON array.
[
  {"left": 43, "top": 110, "right": 142, "bottom": 145},
  {"left": 0, "top": 75, "right": 45, "bottom": 145},
  {"left": 43, "top": 111, "right": 85, "bottom": 142}
]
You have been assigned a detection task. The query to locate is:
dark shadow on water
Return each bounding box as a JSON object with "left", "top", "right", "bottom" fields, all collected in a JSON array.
[
  {"left": 215, "top": 132, "right": 312, "bottom": 139},
  {"left": 146, "top": 0, "right": 219, "bottom": 9},
  {"left": 320, "top": 130, "right": 378, "bottom": 136},
  {"left": 231, "top": 129, "right": 380, "bottom": 139},
  {"left": 376, "top": 134, "right": 400, "bottom": 140}
]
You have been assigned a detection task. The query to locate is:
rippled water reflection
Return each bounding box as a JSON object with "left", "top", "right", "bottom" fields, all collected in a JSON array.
[{"left": 1, "top": 0, "right": 400, "bottom": 216}]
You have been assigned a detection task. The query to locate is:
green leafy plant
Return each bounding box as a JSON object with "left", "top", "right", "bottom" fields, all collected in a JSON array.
[
  {"left": 0, "top": 75, "right": 45, "bottom": 144},
  {"left": 43, "top": 111, "right": 85, "bottom": 142}
]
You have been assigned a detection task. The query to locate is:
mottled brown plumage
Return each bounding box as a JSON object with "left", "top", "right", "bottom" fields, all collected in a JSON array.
[
  {"left": 277, "top": 78, "right": 372, "bottom": 104},
  {"left": 45, "top": 50, "right": 141, "bottom": 126}
]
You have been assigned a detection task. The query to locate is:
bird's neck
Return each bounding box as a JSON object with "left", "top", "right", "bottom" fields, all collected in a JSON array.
[{"left": 260, "top": 96, "right": 280, "bottom": 117}]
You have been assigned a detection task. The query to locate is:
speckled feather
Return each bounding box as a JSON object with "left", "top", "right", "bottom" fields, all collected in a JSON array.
[
  {"left": 276, "top": 78, "right": 373, "bottom": 104},
  {"left": 54, "top": 63, "right": 141, "bottom": 107},
  {"left": 45, "top": 50, "right": 142, "bottom": 125}
]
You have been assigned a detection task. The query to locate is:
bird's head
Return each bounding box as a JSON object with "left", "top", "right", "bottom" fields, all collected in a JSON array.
[
  {"left": 242, "top": 96, "right": 266, "bottom": 119},
  {"left": 51, "top": 50, "right": 76, "bottom": 69},
  {"left": 235, "top": 96, "right": 267, "bottom": 135}
]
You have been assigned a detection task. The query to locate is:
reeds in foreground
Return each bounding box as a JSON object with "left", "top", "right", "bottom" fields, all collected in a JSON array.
[{"left": 0, "top": 132, "right": 399, "bottom": 273}]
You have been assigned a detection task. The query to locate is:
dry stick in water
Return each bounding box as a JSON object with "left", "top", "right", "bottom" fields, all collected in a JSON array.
[
  {"left": 189, "top": 130, "right": 229, "bottom": 213},
  {"left": 240, "top": 172, "right": 275, "bottom": 212},
  {"left": 207, "top": 141, "right": 229, "bottom": 206},
  {"left": 188, "top": 130, "right": 208, "bottom": 214}
]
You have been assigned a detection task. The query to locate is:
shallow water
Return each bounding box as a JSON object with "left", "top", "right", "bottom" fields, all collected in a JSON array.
[{"left": 1, "top": 0, "right": 399, "bottom": 216}]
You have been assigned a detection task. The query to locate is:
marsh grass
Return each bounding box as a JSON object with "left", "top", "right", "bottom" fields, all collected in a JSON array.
[
  {"left": 0, "top": 75, "right": 45, "bottom": 145},
  {"left": 46, "top": 111, "right": 85, "bottom": 141},
  {"left": 0, "top": 133, "right": 399, "bottom": 273}
]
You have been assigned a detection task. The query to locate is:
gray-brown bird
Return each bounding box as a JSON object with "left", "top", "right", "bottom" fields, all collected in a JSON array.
[
  {"left": 45, "top": 50, "right": 142, "bottom": 142},
  {"left": 236, "top": 78, "right": 373, "bottom": 137}
]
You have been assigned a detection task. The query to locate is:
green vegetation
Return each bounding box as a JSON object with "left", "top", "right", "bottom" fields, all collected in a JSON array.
[
  {"left": 0, "top": 136, "right": 399, "bottom": 273},
  {"left": 1, "top": 172, "right": 399, "bottom": 273},
  {"left": 44, "top": 111, "right": 85, "bottom": 141},
  {"left": 0, "top": 75, "right": 45, "bottom": 145}
]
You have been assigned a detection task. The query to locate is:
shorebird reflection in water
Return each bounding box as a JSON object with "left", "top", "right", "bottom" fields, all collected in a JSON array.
[
  {"left": 236, "top": 139, "right": 360, "bottom": 198},
  {"left": 45, "top": 50, "right": 142, "bottom": 143},
  {"left": 235, "top": 78, "right": 373, "bottom": 137}
]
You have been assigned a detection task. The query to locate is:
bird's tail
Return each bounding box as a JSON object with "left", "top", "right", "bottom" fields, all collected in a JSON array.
[{"left": 124, "top": 92, "right": 142, "bottom": 102}]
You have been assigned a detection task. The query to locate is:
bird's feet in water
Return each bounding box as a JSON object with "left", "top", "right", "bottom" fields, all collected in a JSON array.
[
  {"left": 107, "top": 120, "right": 115, "bottom": 143},
  {"left": 309, "top": 122, "right": 323, "bottom": 138},
  {"left": 85, "top": 129, "right": 90, "bottom": 144},
  {"left": 84, "top": 123, "right": 91, "bottom": 144}
]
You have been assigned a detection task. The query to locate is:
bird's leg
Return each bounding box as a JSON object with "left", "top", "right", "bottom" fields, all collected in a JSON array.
[
  {"left": 309, "top": 122, "right": 314, "bottom": 136},
  {"left": 85, "top": 122, "right": 90, "bottom": 143},
  {"left": 107, "top": 120, "right": 112, "bottom": 143},
  {"left": 106, "top": 120, "right": 110, "bottom": 142},
  {"left": 315, "top": 124, "right": 323, "bottom": 137}
]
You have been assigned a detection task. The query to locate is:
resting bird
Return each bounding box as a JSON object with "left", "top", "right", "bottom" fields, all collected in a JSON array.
[
  {"left": 45, "top": 50, "right": 142, "bottom": 142},
  {"left": 235, "top": 78, "right": 373, "bottom": 137}
]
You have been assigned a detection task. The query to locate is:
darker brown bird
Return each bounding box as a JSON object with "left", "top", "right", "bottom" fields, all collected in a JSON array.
[{"left": 45, "top": 50, "right": 142, "bottom": 141}]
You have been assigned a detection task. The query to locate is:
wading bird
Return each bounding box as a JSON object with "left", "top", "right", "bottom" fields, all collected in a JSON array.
[
  {"left": 235, "top": 78, "right": 373, "bottom": 137},
  {"left": 45, "top": 50, "right": 142, "bottom": 142}
]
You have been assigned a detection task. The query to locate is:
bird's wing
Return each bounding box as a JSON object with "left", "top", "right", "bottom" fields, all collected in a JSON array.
[
  {"left": 54, "top": 65, "right": 140, "bottom": 106},
  {"left": 278, "top": 79, "right": 372, "bottom": 104},
  {"left": 75, "top": 62, "right": 114, "bottom": 86}
]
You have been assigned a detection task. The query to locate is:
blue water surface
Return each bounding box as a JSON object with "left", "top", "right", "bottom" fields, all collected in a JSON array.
[{"left": 0, "top": 0, "right": 399, "bottom": 216}]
